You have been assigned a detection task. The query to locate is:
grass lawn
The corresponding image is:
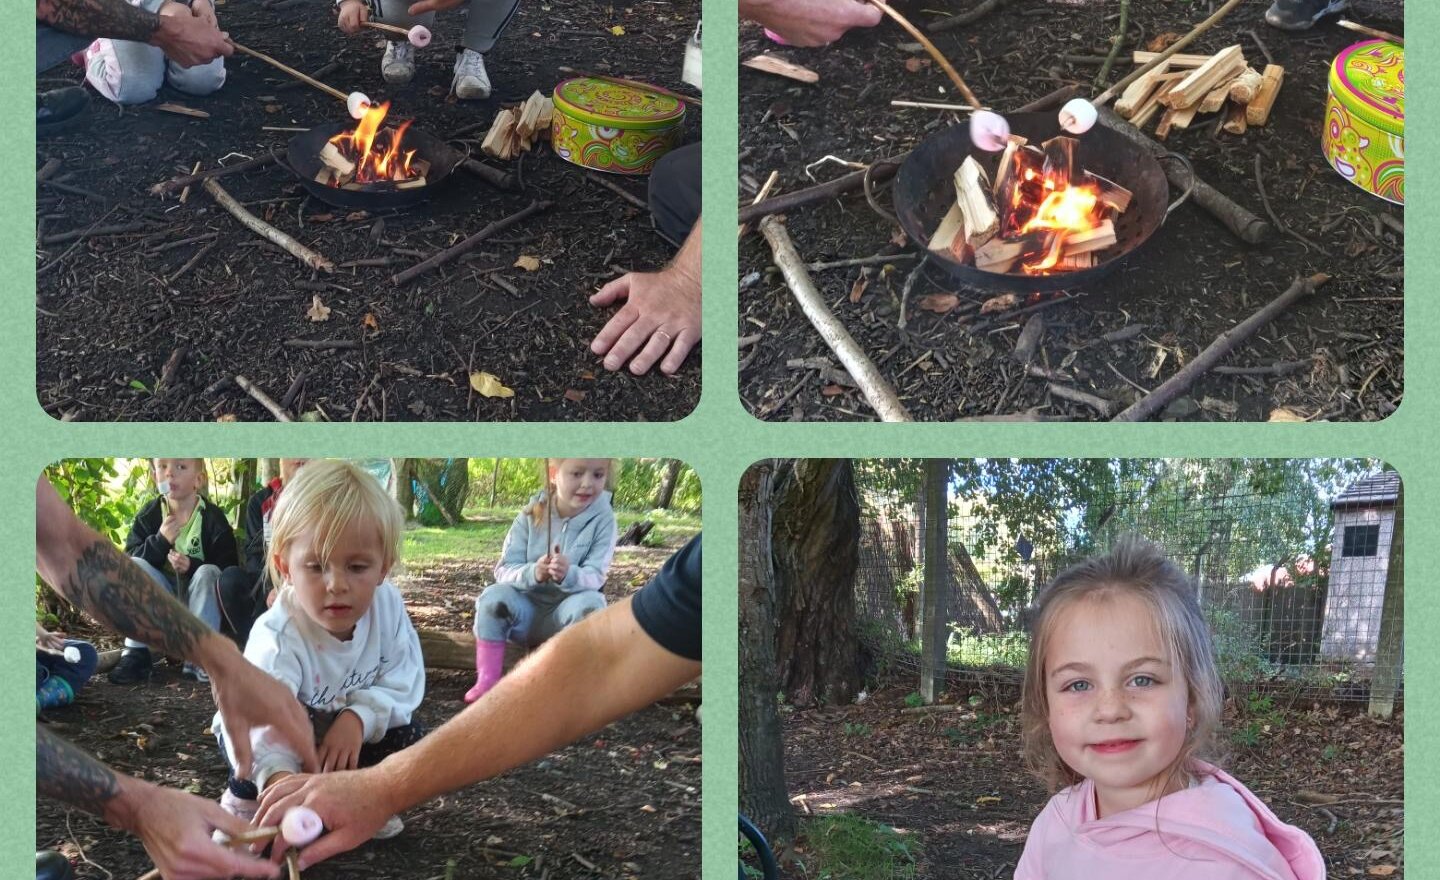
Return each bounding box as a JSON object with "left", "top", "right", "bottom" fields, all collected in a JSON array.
[{"left": 404, "top": 506, "right": 701, "bottom": 568}]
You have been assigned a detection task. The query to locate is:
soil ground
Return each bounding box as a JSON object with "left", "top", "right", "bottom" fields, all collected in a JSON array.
[
  {"left": 37, "top": 0, "right": 700, "bottom": 422},
  {"left": 777, "top": 678, "right": 1403, "bottom": 878},
  {"left": 738, "top": 0, "right": 1404, "bottom": 422},
  {"left": 37, "top": 541, "right": 700, "bottom": 879}
]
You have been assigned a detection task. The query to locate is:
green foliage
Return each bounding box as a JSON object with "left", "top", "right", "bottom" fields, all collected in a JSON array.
[
  {"left": 612, "top": 458, "right": 702, "bottom": 514},
  {"left": 903, "top": 692, "right": 924, "bottom": 709},
  {"left": 1231, "top": 694, "right": 1284, "bottom": 746},
  {"left": 946, "top": 626, "right": 1029, "bottom": 669},
  {"left": 1206, "top": 606, "right": 1277, "bottom": 683},
  {"left": 841, "top": 722, "right": 872, "bottom": 738},
  {"left": 798, "top": 814, "right": 919, "bottom": 880},
  {"left": 464, "top": 458, "right": 702, "bottom": 515}
]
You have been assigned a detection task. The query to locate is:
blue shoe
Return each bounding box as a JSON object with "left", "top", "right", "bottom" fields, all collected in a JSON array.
[
  {"left": 36, "top": 850, "right": 74, "bottom": 880},
  {"left": 36, "top": 677, "right": 74, "bottom": 713},
  {"left": 1265, "top": 0, "right": 1349, "bottom": 30}
]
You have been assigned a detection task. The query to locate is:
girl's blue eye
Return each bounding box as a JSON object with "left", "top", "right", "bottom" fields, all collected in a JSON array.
[
  {"left": 1132, "top": 675, "right": 1155, "bottom": 687},
  {"left": 1063, "top": 680, "right": 1091, "bottom": 693}
]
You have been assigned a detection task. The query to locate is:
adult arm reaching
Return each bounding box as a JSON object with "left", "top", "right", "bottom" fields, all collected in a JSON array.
[
  {"left": 35, "top": 0, "right": 232, "bottom": 67},
  {"left": 36, "top": 476, "right": 317, "bottom": 778}
]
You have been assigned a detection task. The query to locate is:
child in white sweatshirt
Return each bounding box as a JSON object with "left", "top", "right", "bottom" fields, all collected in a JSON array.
[{"left": 213, "top": 460, "right": 425, "bottom": 840}]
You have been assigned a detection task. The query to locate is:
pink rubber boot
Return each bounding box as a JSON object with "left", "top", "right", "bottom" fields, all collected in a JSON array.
[{"left": 464, "top": 639, "right": 506, "bottom": 704}]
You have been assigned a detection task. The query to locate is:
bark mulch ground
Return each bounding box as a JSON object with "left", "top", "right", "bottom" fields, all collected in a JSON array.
[
  {"left": 738, "top": 0, "right": 1404, "bottom": 422},
  {"left": 37, "top": 0, "right": 700, "bottom": 422},
  {"left": 779, "top": 679, "right": 1403, "bottom": 878},
  {"left": 37, "top": 541, "right": 700, "bottom": 878}
]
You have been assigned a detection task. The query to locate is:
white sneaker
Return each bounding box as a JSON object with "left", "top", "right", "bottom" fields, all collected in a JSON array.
[
  {"left": 382, "top": 41, "right": 417, "bottom": 85},
  {"left": 373, "top": 814, "right": 404, "bottom": 840},
  {"left": 452, "top": 49, "right": 491, "bottom": 100}
]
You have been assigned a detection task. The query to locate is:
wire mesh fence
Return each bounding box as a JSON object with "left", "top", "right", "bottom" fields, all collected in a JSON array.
[{"left": 855, "top": 465, "right": 1402, "bottom": 703}]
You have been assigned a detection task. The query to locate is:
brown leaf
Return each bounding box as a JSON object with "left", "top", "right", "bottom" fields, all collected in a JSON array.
[
  {"left": 1268, "top": 407, "right": 1308, "bottom": 422},
  {"left": 821, "top": 384, "right": 846, "bottom": 397},
  {"left": 904, "top": 57, "right": 931, "bottom": 73},
  {"left": 469, "top": 371, "right": 515, "bottom": 398},
  {"left": 264, "top": 103, "right": 282, "bottom": 114},
  {"left": 579, "top": 370, "right": 596, "bottom": 381},
  {"left": 849, "top": 270, "right": 870, "bottom": 303},
  {"left": 362, "top": 313, "right": 379, "bottom": 330},
  {"left": 514, "top": 254, "right": 542, "bottom": 272},
  {"left": 918, "top": 293, "right": 961, "bottom": 314},
  {"left": 309, "top": 212, "right": 335, "bottom": 223},
  {"left": 1146, "top": 32, "right": 1181, "bottom": 52},
  {"left": 1368, "top": 868, "right": 1397, "bottom": 877},
  {"left": 344, "top": 211, "right": 370, "bottom": 222},
  {"left": 890, "top": 228, "right": 908, "bottom": 247},
  {"left": 980, "top": 293, "right": 1019, "bottom": 314},
  {"left": 564, "top": 388, "right": 587, "bottom": 402},
  {"left": 306, "top": 295, "right": 331, "bottom": 322}
]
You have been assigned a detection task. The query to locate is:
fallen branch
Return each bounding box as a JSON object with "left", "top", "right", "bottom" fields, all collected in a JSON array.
[
  {"left": 760, "top": 215, "right": 912, "bottom": 422},
  {"left": 589, "top": 173, "right": 649, "bottom": 211},
  {"left": 459, "top": 157, "right": 520, "bottom": 191},
  {"left": 41, "top": 220, "right": 159, "bottom": 246},
  {"left": 928, "top": 0, "right": 1003, "bottom": 34},
  {"left": 1113, "top": 273, "right": 1330, "bottom": 421},
  {"left": 204, "top": 179, "right": 334, "bottom": 273},
  {"left": 391, "top": 200, "right": 554, "bottom": 285},
  {"left": 234, "top": 374, "right": 295, "bottom": 422},
  {"left": 1048, "top": 382, "right": 1115, "bottom": 417},
  {"left": 150, "top": 152, "right": 278, "bottom": 196},
  {"left": 283, "top": 338, "right": 359, "bottom": 350}
]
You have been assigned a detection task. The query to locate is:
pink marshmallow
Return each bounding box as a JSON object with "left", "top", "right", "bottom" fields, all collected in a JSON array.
[
  {"left": 281, "top": 806, "right": 323, "bottom": 846},
  {"left": 408, "top": 25, "right": 432, "bottom": 47},
  {"left": 969, "top": 109, "right": 1010, "bottom": 152}
]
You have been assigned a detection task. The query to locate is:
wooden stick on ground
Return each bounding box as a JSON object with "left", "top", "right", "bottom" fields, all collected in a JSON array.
[
  {"left": 759, "top": 215, "right": 912, "bottom": 422},
  {"left": 392, "top": 200, "right": 554, "bottom": 285},
  {"left": 1095, "top": 0, "right": 1249, "bottom": 106},
  {"left": 234, "top": 374, "right": 295, "bottom": 421},
  {"left": 740, "top": 170, "right": 780, "bottom": 238},
  {"left": 151, "top": 152, "right": 278, "bottom": 196},
  {"left": 204, "top": 178, "right": 334, "bottom": 272},
  {"left": 1112, "top": 273, "right": 1331, "bottom": 421}
]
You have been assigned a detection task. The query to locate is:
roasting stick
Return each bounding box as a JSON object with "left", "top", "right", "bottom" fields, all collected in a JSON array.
[
  {"left": 864, "top": 0, "right": 1010, "bottom": 149},
  {"left": 229, "top": 40, "right": 373, "bottom": 118},
  {"left": 557, "top": 66, "right": 702, "bottom": 107},
  {"left": 1337, "top": 19, "right": 1403, "bottom": 46},
  {"left": 135, "top": 827, "right": 282, "bottom": 880},
  {"left": 363, "top": 20, "right": 433, "bottom": 45}
]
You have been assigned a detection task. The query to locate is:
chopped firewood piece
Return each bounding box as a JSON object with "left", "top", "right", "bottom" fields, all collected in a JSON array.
[
  {"left": 1058, "top": 253, "right": 1095, "bottom": 271},
  {"left": 313, "top": 167, "right": 334, "bottom": 186},
  {"left": 1162, "top": 45, "right": 1246, "bottom": 110},
  {"left": 1040, "top": 136, "right": 1078, "bottom": 190},
  {"left": 396, "top": 178, "right": 427, "bottom": 190},
  {"left": 410, "top": 158, "right": 432, "bottom": 179},
  {"left": 953, "top": 156, "right": 999, "bottom": 249},
  {"left": 1061, "top": 219, "right": 1116, "bottom": 256},
  {"left": 515, "top": 91, "right": 547, "bottom": 140},
  {"left": 1115, "top": 63, "right": 1174, "bottom": 118},
  {"left": 1131, "top": 80, "right": 1178, "bottom": 128},
  {"left": 1223, "top": 101, "right": 1249, "bottom": 135},
  {"left": 1169, "top": 103, "right": 1201, "bottom": 131},
  {"left": 1156, "top": 108, "right": 1177, "bottom": 140},
  {"left": 1246, "top": 64, "right": 1285, "bottom": 126},
  {"left": 538, "top": 97, "right": 554, "bottom": 131},
  {"left": 1132, "top": 51, "right": 1214, "bottom": 68},
  {"left": 992, "top": 135, "right": 1030, "bottom": 231},
  {"left": 1199, "top": 81, "right": 1232, "bottom": 114},
  {"left": 974, "top": 232, "right": 1048, "bottom": 273},
  {"left": 1228, "top": 67, "right": 1264, "bottom": 104},
  {"left": 482, "top": 109, "right": 517, "bottom": 159},
  {"left": 742, "top": 54, "right": 819, "bottom": 84},
  {"left": 928, "top": 204, "right": 968, "bottom": 260},
  {"left": 319, "top": 143, "right": 355, "bottom": 178},
  {"left": 1084, "top": 172, "right": 1132, "bottom": 213},
  {"left": 992, "top": 135, "right": 1028, "bottom": 199}
]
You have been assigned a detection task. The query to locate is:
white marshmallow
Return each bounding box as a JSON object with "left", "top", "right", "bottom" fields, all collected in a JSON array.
[
  {"left": 64, "top": 646, "right": 81, "bottom": 664},
  {"left": 281, "top": 806, "right": 323, "bottom": 846},
  {"left": 1058, "top": 98, "right": 1098, "bottom": 134},
  {"left": 408, "top": 25, "right": 432, "bottom": 47},
  {"left": 347, "top": 92, "right": 372, "bottom": 120},
  {"left": 970, "top": 109, "right": 1010, "bottom": 152}
]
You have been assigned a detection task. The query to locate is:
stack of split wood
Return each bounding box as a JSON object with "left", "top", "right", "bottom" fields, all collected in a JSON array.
[
  {"left": 315, "top": 142, "right": 430, "bottom": 190},
  {"left": 482, "top": 91, "right": 555, "bottom": 160},
  {"left": 928, "top": 134, "right": 1132, "bottom": 275},
  {"left": 1115, "top": 45, "right": 1285, "bottom": 140}
]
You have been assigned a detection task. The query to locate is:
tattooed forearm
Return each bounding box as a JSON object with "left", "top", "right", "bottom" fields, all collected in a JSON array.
[
  {"left": 38, "top": 0, "right": 158, "bottom": 42},
  {"left": 37, "top": 726, "right": 122, "bottom": 816},
  {"left": 62, "top": 540, "right": 208, "bottom": 660}
]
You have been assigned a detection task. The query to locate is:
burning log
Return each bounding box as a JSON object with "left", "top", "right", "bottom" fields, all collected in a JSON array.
[
  {"left": 953, "top": 156, "right": 999, "bottom": 249},
  {"left": 319, "top": 142, "right": 356, "bottom": 184},
  {"left": 1084, "top": 172, "right": 1132, "bottom": 213},
  {"left": 1040, "top": 136, "right": 1077, "bottom": 190},
  {"left": 1059, "top": 218, "right": 1116, "bottom": 256},
  {"left": 1162, "top": 44, "right": 1246, "bottom": 110},
  {"left": 1246, "top": 64, "right": 1285, "bottom": 126},
  {"left": 974, "top": 232, "right": 1049, "bottom": 273}
]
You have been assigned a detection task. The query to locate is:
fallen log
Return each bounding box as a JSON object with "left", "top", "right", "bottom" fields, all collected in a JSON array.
[
  {"left": 1112, "top": 273, "right": 1330, "bottom": 421},
  {"left": 760, "top": 215, "right": 913, "bottom": 421},
  {"left": 205, "top": 178, "right": 334, "bottom": 272}
]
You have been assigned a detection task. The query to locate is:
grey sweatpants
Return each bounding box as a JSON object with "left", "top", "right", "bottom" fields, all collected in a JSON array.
[
  {"left": 472, "top": 583, "right": 606, "bottom": 647},
  {"left": 370, "top": 0, "right": 520, "bottom": 53}
]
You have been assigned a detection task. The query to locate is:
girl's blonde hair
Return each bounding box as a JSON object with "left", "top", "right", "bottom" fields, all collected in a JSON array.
[
  {"left": 266, "top": 459, "right": 405, "bottom": 588},
  {"left": 1021, "top": 537, "right": 1224, "bottom": 794},
  {"left": 525, "top": 458, "right": 617, "bottom": 526},
  {"left": 151, "top": 458, "right": 209, "bottom": 496}
]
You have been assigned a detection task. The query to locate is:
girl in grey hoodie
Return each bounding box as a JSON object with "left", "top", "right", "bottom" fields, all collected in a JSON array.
[{"left": 465, "top": 459, "right": 618, "bottom": 703}]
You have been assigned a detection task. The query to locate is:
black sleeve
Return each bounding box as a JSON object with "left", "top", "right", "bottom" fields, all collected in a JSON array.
[
  {"left": 199, "top": 502, "right": 239, "bottom": 570},
  {"left": 124, "top": 499, "right": 171, "bottom": 569},
  {"left": 631, "top": 534, "right": 701, "bottom": 662},
  {"left": 241, "top": 489, "right": 269, "bottom": 576}
]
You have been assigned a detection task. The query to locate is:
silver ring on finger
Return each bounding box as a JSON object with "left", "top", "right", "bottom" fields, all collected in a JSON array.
[{"left": 654, "top": 329, "right": 673, "bottom": 342}]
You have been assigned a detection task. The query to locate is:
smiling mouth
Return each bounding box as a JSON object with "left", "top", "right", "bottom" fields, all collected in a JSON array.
[{"left": 1089, "top": 739, "right": 1141, "bottom": 754}]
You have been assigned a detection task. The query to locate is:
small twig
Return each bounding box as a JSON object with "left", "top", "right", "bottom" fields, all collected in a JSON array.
[
  {"left": 739, "top": 170, "right": 780, "bottom": 238},
  {"left": 760, "top": 215, "right": 912, "bottom": 421},
  {"left": 588, "top": 174, "right": 648, "bottom": 211},
  {"left": 280, "top": 369, "right": 310, "bottom": 410},
  {"left": 1253, "top": 155, "right": 1326, "bottom": 253},
  {"left": 1113, "top": 274, "right": 1331, "bottom": 421},
  {"left": 897, "top": 254, "right": 931, "bottom": 330},
  {"left": 738, "top": 158, "right": 902, "bottom": 225},
  {"left": 867, "top": 0, "right": 982, "bottom": 108},
  {"left": 234, "top": 374, "right": 295, "bottom": 421},
  {"left": 41, "top": 220, "right": 159, "bottom": 245},
  {"left": 205, "top": 178, "right": 334, "bottom": 272},
  {"left": 167, "top": 240, "right": 217, "bottom": 284},
  {"left": 1048, "top": 383, "right": 1116, "bottom": 417},
  {"left": 150, "top": 152, "right": 278, "bottom": 196},
  {"left": 179, "top": 160, "right": 202, "bottom": 204},
  {"left": 1245, "top": 27, "right": 1274, "bottom": 66},
  {"left": 1337, "top": 19, "right": 1403, "bottom": 46},
  {"left": 392, "top": 200, "right": 553, "bottom": 285},
  {"left": 1094, "top": 0, "right": 1130, "bottom": 88},
  {"left": 928, "top": 0, "right": 1003, "bottom": 34},
  {"left": 39, "top": 178, "right": 108, "bottom": 203},
  {"left": 1213, "top": 360, "right": 1311, "bottom": 376},
  {"left": 283, "top": 338, "right": 359, "bottom": 349}
]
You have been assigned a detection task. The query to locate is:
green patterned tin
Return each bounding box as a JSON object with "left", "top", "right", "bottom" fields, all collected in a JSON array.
[{"left": 551, "top": 77, "right": 686, "bottom": 175}]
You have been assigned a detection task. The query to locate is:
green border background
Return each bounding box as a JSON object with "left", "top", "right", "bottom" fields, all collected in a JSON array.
[{"left": 11, "top": 0, "right": 1428, "bottom": 876}]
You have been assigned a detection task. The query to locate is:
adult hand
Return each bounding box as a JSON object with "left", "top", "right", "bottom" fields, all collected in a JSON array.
[
  {"left": 589, "top": 266, "right": 700, "bottom": 376},
  {"left": 406, "top": 0, "right": 462, "bottom": 14},
  {"left": 205, "top": 646, "right": 318, "bottom": 778},
  {"left": 168, "top": 550, "right": 192, "bottom": 576},
  {"left": 256, "top": 769, "right": 393, "bottom": 868},
  {"left": 120, "top": 781, "right": 280, "bottom": 880},
  {"left": 318, "top": 711, "right": 364, "bottom": 772},
  {"left": 151, "top": 5, "right": 232, "bottom": 67},
  {"left": 336, "top": 0, "right": 368, "bottom": 34},
  {"left": 190, "top": 0, "right": 218, "bottom": 30},
  {"left": 742, "top": 0, "right": 883, "bottom": 46}
]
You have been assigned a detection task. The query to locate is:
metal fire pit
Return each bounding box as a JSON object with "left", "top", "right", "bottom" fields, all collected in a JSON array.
[
  {"left": 894, "top": 111, "right": 1191, "bottom": 293},
  {"left": 286, "top": 121, "right": 465, "bottom": 210}
]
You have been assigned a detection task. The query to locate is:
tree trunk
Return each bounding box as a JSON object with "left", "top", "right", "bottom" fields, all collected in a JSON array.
[
  {"left": 259, "top": 458, "right": 279, "bottom": 484},
  {"left": 773, "top": 459, "right": 864, "bottom": 707},
  {"left": 920, "top": 459, "right": 950, "bottom": 703},
  {"left": 393, "top": 459, "right": 416, "bottom": 520},
  {"left": 739, "top": 461, "right": 796, "bottom": 843},
  {"left": 654, "top": 459, "right": 684, "bottom": 509},
  {"left": 1369, "top": 480, "right": 1404, "bottom": 718},
  {"left": 489, "top": 458, "right": 501, "bottom": 507}
]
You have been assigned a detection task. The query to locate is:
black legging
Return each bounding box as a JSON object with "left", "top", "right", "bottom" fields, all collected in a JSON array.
[{"left": 649, "top": 142, "right": 701, "bottom": 247}]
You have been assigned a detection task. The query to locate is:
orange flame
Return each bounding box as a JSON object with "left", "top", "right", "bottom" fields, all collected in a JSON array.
[
  {"left": 1012, "top": 162, "right": 1104, "bottom": 274},
  {"left": 326, "top": 101, "right": 423, "bottom": 186}
]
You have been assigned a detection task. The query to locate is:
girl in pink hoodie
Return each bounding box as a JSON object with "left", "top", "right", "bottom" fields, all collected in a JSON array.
[{"left": 1014, "top": 538, "right": 1326, "bottom": 880}]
